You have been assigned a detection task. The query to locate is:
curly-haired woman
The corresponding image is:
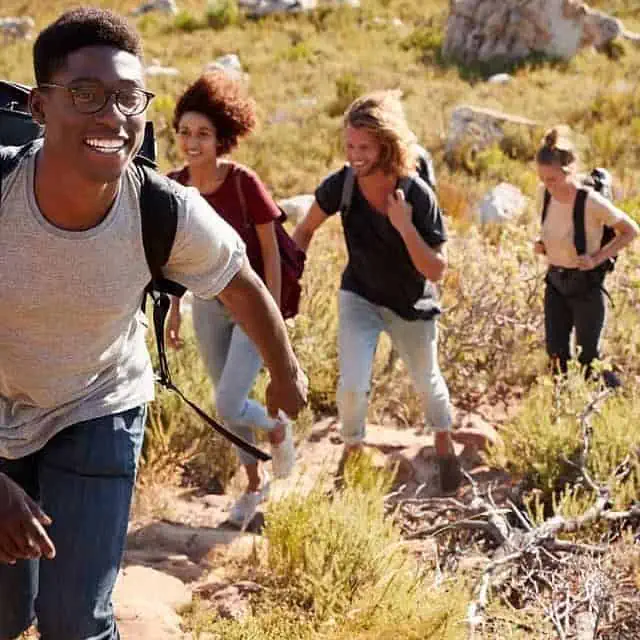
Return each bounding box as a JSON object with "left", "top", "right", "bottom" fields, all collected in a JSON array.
[{"left": 167, "top": 71, "right": 295, "bottom": 526}]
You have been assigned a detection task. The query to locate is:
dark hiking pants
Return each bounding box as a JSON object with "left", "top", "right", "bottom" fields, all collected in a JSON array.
[{"left": 544, "top": 266, "right": 607, "bottom": 375}]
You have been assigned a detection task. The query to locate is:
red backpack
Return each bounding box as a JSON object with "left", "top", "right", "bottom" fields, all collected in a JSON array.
[{"left": 233, "top": 172, "right": 306, "bottom": 319}]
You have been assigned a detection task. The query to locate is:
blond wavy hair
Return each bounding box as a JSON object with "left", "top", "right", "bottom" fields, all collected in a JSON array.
[{"left": 343, "top": 90, "right": 417, "bottom": 176}]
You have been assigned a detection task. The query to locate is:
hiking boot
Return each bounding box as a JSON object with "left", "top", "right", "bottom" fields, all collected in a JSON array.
[
  {"left": 438, "top": 454, "right": 462, "bottom": 494},
  {"left": 228, "top": 473, "right": 270, "bottom": 527},
  {"left": 271, "top": 418, "right": 295, "bottom": 479}
]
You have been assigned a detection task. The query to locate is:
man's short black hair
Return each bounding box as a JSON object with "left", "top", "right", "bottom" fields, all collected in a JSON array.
[{"left": 33, "top": 7, "right": 143, "bottom": 85}]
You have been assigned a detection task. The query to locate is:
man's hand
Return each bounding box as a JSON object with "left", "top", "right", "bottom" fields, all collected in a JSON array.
[
  {"left": 534, "top": 239, "right": 546, "bottom": 255},
  {"left": 266, "top": 363, "right": 308, "bottom": 419},
  {"left": 387, "top": 189, "right": 413, "bottom": 233},
  {"left": 0, "top": 472, "right": 55, "bottom": 564}
]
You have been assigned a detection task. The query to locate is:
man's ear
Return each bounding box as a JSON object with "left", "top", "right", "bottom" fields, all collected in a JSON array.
[{"left": 29, "top": 88, "right": 45, "bottom": 125}]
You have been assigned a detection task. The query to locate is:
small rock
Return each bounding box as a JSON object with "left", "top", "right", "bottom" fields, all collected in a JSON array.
[
  {"left": 239, "top": 0, "right": 317, "bottom": 19},
  {"left": 208, "top": 582, "right": 261, "bottom": 620},
  {"left": 145, "top": 59, "right": 180, "bottom": 77},
  {"left": 0, "top": 16, "right": 35, "bottom": 42},
  {"left": 476, "top": 182, "right": 527, "bottom": 224},
  {"left": 204, "top": 54, "right": 249, "bottom": 84},
  {"left": 487, "top": 73, "right": 512, "bottom": 84},
  {"left": 113, "top": 566, "right": 191, "bottom": 639},
  {"left": 131, "top": 0, "right": 179, "bottom": 16},
  {"left": 278, "top": 194, "right": 314, "bottom": 224}
]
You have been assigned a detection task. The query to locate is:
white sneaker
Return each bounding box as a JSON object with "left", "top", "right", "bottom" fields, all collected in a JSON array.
[
  {"left": 228, "top": 473, "right": 270, "bottom": 527},
  {"left": 271, "top": 417, "right": 295, "bottom": 479}
]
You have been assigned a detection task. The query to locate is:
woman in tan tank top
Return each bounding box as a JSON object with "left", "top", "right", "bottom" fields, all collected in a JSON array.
[{"left": 534, "top": 126, "right": 638, "bottom": 386}]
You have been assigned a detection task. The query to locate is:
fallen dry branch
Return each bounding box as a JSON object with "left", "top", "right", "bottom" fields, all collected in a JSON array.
[{"left": 392, "top": 390, "right": 640, "bottom": 639}]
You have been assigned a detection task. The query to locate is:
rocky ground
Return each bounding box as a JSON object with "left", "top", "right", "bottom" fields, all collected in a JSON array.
[{"left": 113, "top": 408, "right": 504, "bottom": 638}]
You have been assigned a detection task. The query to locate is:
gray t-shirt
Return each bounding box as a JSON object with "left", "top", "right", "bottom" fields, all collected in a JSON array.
[{"left": 0, "top": 146, "right": 245, "bottom": 459}]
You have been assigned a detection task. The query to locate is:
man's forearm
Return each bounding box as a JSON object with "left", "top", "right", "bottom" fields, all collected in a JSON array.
[{"left": 217, "top": 259, "right": 298, "bottom": 379}]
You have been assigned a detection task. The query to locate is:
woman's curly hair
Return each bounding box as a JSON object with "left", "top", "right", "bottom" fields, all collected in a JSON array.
[
  {"left": 173, "top": 69, "right": 256, "bottom": 155},
  {"left": 343, "top": 90, "right": 417, "bottom": 176}
]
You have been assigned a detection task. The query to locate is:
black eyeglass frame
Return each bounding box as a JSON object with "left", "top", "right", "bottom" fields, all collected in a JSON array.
[{"left": 37, "top": 82, "right": 155, "bottom": 116}]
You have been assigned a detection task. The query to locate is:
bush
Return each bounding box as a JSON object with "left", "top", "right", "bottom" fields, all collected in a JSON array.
[
  {"left": 487, "top": 367, "right": 640, "bottom": 512},
  {"left": 205, "top": 0, "right": 241, "bottom": 30},
  {"left": 185, "top": 455, "right": 467, "bottom": 638},
  {"left": 173, "top": 10, "right": 203, "bottom": 32},
  {"left": 326, "top": 72, "right": 364, "bottom": 118}
]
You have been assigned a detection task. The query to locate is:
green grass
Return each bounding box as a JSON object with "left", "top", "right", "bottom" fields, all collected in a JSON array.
[{"left": 183, "top": 456, "right": 468, "bottom": 638}]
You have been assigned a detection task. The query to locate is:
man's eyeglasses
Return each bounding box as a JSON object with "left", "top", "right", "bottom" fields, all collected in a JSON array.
[{"left": 38, "top": 83, "right": 155, "bottom": 116}]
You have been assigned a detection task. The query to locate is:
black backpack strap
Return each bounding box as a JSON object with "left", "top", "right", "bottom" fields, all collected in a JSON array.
[
  {"left": 137, "top": 163, "right": 271, "bottom": 462},
  {"left": 573, "top": 188, "right": 588, "bottom": 256},
  {"left": 398, "top": 176, "right": 413, "bottom": 201},
  {"left": 137, "top": 164, "right": 187, "bottom": 297},
  {"left": 339, "top": 165, "right": 355, "bottom": 218},
  {"left": 0, "top": 143, "right": 38, "bottom": 203},
  {"left": 149, "top": 290, "right": 270, "bottom": 461},
  {"left": 541, "top": 189, "right": 551, "bottom": 224}
]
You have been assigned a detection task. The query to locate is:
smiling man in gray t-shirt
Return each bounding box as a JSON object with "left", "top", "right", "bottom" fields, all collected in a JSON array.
[{"left": 0, "top": 8, "right": 307, "bottom": 639}]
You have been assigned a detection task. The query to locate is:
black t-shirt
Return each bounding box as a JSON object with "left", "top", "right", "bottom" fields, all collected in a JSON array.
[{"left": 315, "top": 166, "right": 447, "bottom": 321}]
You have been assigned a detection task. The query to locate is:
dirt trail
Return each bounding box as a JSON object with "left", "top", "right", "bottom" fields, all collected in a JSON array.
[{"left": 114, "top": 411, "right": 505, "bottom": 638}]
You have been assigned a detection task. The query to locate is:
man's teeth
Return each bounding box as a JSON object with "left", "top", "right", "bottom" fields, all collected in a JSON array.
[{"left": 85, "top": 139, "right": 125, "bottom": 153}]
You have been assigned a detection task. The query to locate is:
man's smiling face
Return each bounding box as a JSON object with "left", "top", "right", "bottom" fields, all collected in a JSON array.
[{"left": 33, "top": 45, "right": 147, "bottom": 185}]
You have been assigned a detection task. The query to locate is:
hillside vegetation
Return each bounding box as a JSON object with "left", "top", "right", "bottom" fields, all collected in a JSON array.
[{"left": 2, "top": 0, "right": 640, "bottom": 637}]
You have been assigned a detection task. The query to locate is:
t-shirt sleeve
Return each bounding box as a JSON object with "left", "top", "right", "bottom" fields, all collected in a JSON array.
[
  {"left": 408, "top": 179, "right": 448, "bottom": 247},
  {"left": 587, "top": 190, "right": 627, "bottom": 227},
  {"left": 163, "top": 186, "right": 246, "bottom": 300},
  {"left": 236, "top": 167, "right": 281, "bottom": 225},
  {"left": 314, "top": 167, "right": 347, "bottom": 216}
]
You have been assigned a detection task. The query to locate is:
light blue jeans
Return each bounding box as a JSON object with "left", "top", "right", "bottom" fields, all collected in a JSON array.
[
  {"left": 338, "top": 290, "right": 452, "bottom": 444},
  {"left": 192, "top": 297, "right": 278, "bottom": 466}
]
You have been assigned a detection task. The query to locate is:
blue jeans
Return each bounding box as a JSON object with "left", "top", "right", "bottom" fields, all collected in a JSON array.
[
  {"left": 338, "top": 290, "right": 452, "bottom": 444},
  {"left": 0, "top": 406, "right": 146, "bottom": 640},
  {"left": 192, "top": 297, "right": 278, "bottom": 466}
]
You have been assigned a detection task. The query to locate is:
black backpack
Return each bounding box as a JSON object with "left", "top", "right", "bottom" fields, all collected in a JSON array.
[
  {"left": 541, "top": 168, "right": 617, "bottom": 273},
  {"left": 0, "top": 80, "right": 269, "bottom": 461}
]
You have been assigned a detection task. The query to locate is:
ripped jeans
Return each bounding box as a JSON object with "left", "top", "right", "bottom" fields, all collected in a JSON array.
[{"left": 337, "top": 290, "right": 452, "bottom": 444}]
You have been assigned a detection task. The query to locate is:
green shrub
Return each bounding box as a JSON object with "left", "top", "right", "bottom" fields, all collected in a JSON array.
[
  {"left": 326, "top": 72, "right": 364, "bottom": 118},
  {"left": 173, "top": 10, "right": 203, "bottom": 32},
  {"left": 487, "top": 368, "right": 640, "bottom": 510},
  {"left": 205, "top": 0, "right": 241, "bottom": 30}
]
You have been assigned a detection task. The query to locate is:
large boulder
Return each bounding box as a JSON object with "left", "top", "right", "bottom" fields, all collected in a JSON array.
[
  {"left": 443, "top": 0, "right": 629, "bottom": 66},
  {"left": 446, "top": 105, "right": 538, "bottom": 157}
]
